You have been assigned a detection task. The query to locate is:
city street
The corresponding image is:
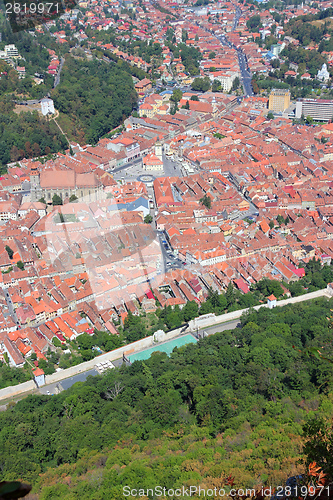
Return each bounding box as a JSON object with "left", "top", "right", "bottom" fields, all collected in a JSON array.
[
  {"left": 157, "top": 230, "right": 185, "bottom": 274},
  {"left": 54, "top": 57, "right": 65, "bottom": 88},
  {"left": 237, "top": 51, "right": 253, "bottom": 97},
  {"left": 4, "top": 290, "right": 19, "bottom": 326},
  {"left": 203, "top": 319, "right": 241, "bottom": 336},
  {"left": 219, "top": 6, "right": 253, "bottom": 97}
]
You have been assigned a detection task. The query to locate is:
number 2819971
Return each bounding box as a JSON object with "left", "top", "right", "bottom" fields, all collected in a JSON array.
[
  {"left": 276, "top": 485, "right": 330, "bottom": 497},
  {"left": 6, "top": 2, "right": 60, "bottom": 14}
]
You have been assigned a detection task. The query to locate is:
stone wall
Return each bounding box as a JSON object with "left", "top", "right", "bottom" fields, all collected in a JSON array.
[
  {"left": 190, "top": 288, "right": 331, "bottom": 331},
  {"left": 0, "top": 380, "right": 36, "bottom": 401}
]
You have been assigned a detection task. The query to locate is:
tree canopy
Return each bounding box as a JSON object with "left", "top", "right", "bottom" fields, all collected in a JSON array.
[
  {"left": 51, "top": 56, "right": 137, "bottom": 144},
  {"left": 1, "top": 298, "right": 333, "bottom": 498},
  {"left": 191, "top": 76, "right": 211, "bottom": 92}
]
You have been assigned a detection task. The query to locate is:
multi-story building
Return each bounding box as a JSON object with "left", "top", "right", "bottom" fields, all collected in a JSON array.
[
  {"left": 270, "top": 42, "right": 285, "bottom": 56},
  {"left": 295, "top": 98, "right": 333, "bottom": 122},
  {"left": 0, "top": 44, "right": 19, "bottom": 62},
  {"left": 16, "top": 66, "right": 25, "bottom": 79},
  {"left": 268, "top": 89, "right": 290, "bottom": 113},
  {"left": 208, "top": 71, "right": 239, "bottom": 92}
]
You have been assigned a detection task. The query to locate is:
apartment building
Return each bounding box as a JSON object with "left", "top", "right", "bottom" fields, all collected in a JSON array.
[
  {"left": 295, "top": 98, "right": 333, "bottom": 122},
  {"left": 268, "top": 89, "right": 291, "bottom": 113},
  {"left": 0, "top": 44, "right": 19, "bottom": 62}
]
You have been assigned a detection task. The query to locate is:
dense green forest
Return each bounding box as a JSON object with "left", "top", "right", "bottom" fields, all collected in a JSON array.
[
  {"left": 0, "top": 22, "right": 70, "bottom": 166},
  {"left": 51, "top": 56, "right": 137, "bottom": 144},
  {"left": 284, "top": 8, "right": 333, "bottom": 47},
  {"left": 246, "top": 15, "right": 262, "bottom": 33},
  {"left": 0, "top": 101, "right": 67, "bottom": 165},
  {"left": 0, "top": 59, "right": 50, "bottom": 100},
  {"left": 1, "top": 298, "right": 333, "bottom": 498},
  {"left": 0, "top": 20, "right": 54, "bottom": 78}
]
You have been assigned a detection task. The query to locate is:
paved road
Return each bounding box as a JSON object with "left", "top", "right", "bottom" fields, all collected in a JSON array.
[
  {"left": 1, "top": 288, "right": 330, "bottom": 404},
  {"left": 219, "top": 7, "right": 253, "bottom": 97},
  {"left": 13, "top": 99, "right": 40, "bottom": 105},
  {"left": 233, "top": 5, "right": 241, "bottom": 30},
  {"left": 157, "top": 230, "right": 184, "bottom": 273},
  {"left": 54, "top": 57, "right": 65, "bottom": 88},
  {"left": 4, "top": 290, "right": 19, "bottom": 326},
  {"left": 232, "top": 7, "right": 253, "bottom": 97},
  {"left": 190, "top": 288, "right": 332, "bottom": 336},
  {"left": 162, "top": 154, "right": 183, "bottom": 178},
  {"left": 237, "top": 50, "right": 253, "bottom": 97},
  {"left": 203, "top": 319, "right": 240, "bottom": 335},
  {"left": 39, "top": 368, "right": 98, "bottom": 395}
]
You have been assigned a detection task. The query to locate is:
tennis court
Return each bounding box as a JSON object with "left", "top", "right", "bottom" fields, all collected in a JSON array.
[{"left": 128, "top": 334, "right": 198, "bottom": 363}]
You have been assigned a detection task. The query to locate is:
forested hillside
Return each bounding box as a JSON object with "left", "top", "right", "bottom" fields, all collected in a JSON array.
[
  {"left": 0, "top": 46, "right": 137, "bottom": 165},
  {"left": 284, "top": 7, "right": 333, "bottom": 48},
  {"left": 1, "top": 298, "right": 333, "bottom": 498},
  {"left": 0, "top": 29, "right": 67, "bottom": 166},
  {"left": 0, "top": 22, "right": 53, "bottom": 77},
  {"left": 51, "top": 56, "right": 137, "bottom": 144},
  {"left": 0, "top": 101, "right": 68, "bottom": 166}
]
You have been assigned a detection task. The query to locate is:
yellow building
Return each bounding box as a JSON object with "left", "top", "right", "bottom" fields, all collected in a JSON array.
[
  {"left": 268, "top": 89, "right": 291, "bottom": 113},
  {"left": 139, "top": 103, "right": 154, "bottom": 118}
]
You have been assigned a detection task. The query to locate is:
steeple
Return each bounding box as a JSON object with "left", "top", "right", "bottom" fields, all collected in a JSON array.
[{"left": 30, "top": 167, "right": 41, "bottom": 202}]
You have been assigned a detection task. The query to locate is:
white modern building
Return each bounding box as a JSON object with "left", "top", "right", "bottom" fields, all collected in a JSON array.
[
  {"left": 295, "top": 98, "right": 333, "bottom": 122},
  {"left": 208, "top": 71, "right": 238, "bottom": 92},
  {"left": 0, "top": 44, "right": 19, "bottom": 62}
]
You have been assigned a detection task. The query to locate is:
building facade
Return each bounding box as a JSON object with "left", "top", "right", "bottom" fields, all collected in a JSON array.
[
  {"left": 268, "top": 89, "right": 291, "bottom": 113},
  {"left": 30, "top": 168, "right": 103, "bottom": 203},
  {"left": 295, "top": 98, "right": 333, "bottom": 122},
  {"left": 40, "top": 98, "right": 55, "bottom": 116}
]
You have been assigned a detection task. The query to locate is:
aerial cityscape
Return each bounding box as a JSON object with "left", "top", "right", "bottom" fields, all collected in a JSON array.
[{"left": 0, "top": 0, "right": 333, "bottom": 497}]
